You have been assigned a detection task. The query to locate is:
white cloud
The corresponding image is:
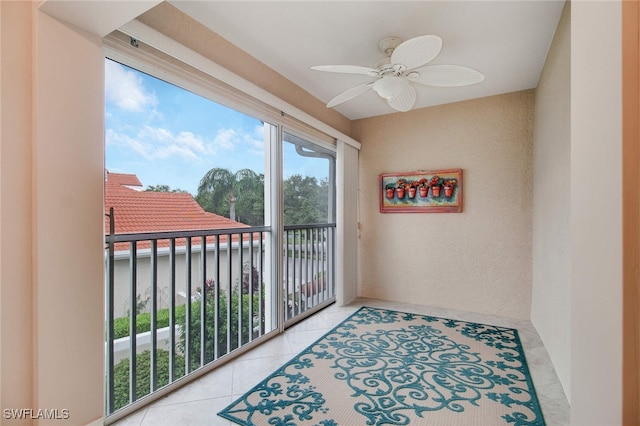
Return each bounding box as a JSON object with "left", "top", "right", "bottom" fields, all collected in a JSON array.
[
  {"left": 248, "top": 125, "right": 265, "bottom": 155},
  {"left": 156, "top": 144, "right": 199, "bottom": 161},
  {"left": 212, "top": 125, "right": 264, "bottom": 155},
  {"left": 106, "top": 129, "right": 150, "bottom": 158},
  {"left": 107, "top": 121, "right": 266, "bottom": 169},
  {"left": 105, "top": 60, "right": 157, "bottom": 112},
  {"left": 106, "top": 125, "right": 212, "bottom": 162},
  {"left": 213, "top": 128, "right": 238, "bottom": 150}
]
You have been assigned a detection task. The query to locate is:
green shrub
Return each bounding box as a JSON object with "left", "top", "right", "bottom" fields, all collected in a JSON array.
[
  {"left": 112, "top": 350, "right": 185, "bottom": 412},
  {"left": 111, "top": 267, "right": 265, "bottom": 411},
  {"left": 112, "top": 304, "right": 187, "bottom": 339},
  {"left": 176, "top": 280, "right": 264, "bottom": 370}
]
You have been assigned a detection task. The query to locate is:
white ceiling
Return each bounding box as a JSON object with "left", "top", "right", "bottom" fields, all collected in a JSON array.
[{"left": 169, "top": 1, "right": 565, "bottom": 120}]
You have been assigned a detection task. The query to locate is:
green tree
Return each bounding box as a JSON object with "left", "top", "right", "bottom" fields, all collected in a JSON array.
[
  {"left": 283, "top": 174, "right": 329, "bottom": 225},
  {"left": 195, "top": 168, "right": 332, "bottom": 226},
  {"left": 195, "top": 168, "right": 264, "bottom": 225},
  {"left": 145, "top": 184, "right": 188, "bottom": 193}
]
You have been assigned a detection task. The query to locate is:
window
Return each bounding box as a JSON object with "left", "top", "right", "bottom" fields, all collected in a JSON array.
[{"left": 103, "top": 53, "right": 337, "bottom": 418}]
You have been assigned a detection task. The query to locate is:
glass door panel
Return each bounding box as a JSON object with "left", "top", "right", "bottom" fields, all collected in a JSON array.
[
  {"left": 282, "top": 131, "right": 336, "bottom": 325},
  {"left": 104, "top": 58, "right": 279, "bottom": 417}
]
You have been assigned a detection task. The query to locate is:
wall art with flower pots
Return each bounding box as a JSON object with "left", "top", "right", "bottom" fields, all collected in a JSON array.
[{"left": 379, "top": 168, "right": 462, "bottom": 213}]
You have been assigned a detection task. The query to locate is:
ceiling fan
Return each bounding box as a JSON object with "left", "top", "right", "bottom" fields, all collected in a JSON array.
[{"left": 311, "top": 35, "right": 484, "bottom": 112}]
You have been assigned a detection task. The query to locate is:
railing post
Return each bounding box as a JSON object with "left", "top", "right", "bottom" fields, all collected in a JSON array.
[
  {"left": 259, "top": 232, "right": 264, "bottom": 335},
  {"left": 128, "top": 241, "right": 138, "bottom": 405},
  {"left": 169, "top": 238, "right": 176, "bottom": 382},
  {"left": 200, "top": 236, "right": 207, "bottom": 366},
  {"left": 238, "top": 233, "right": 244, "bottom": 347},
  {"left": 249, "top": 231, "right": 254, "bottom": 342},
  {"left": 215, "top": 236, "right": 220, "bottom": 359},
  {"left": 313, "top": 227, "right": 318, "bottom": 307},
  {"left": 226, "top": 232, "right": 232, "bottom": 354},
  {"left": 330, "top": 225, "right": 336, "bottom": 298},
  {"left": 185, "top": 237, "right": 192, "bottom": 373},
  {"left": 295, "top": 229, "right": 301, "bottom": 317},
  {"left": 106, "top": 208, "right": 115, "bottom": 415},
  {"left": 150, "top": 240, "right": 158, "bottom": 393}
]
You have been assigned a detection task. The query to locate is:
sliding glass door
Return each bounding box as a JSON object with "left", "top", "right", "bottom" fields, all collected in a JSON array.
[
  {"left": 282, "top": 131, "right": 336, "bottom": 326},
  {"left": 103, "top": 54, "right": 337, "bottom": 420}
]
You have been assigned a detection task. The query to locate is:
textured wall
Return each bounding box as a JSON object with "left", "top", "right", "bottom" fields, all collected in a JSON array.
[
  {"left": 353, "top": 91, "right": 534, "bottom": 320},
  {"left": 570, "top": 1, "right": 622, "bottom": 423},
  {"left": 33, "top": 10, "right": 106, "bottom": 424},
  {"left": 531, "top": 2, "right": 571, "bottom": 400},
  {"left": 0, "top": 1, "right": 34, "bottom": 419}
]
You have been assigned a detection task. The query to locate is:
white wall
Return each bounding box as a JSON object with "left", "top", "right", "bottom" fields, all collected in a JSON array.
[
  {"left": 33, "top": 9, "right": 106, "bottom": 424},
  {"left": 531, "top": 2, "right": 571, "bottom": 400},
  {"left": 0, "top": 1, "right": 34, "bottom": 418},
  {"left": 354, "top": 91, "right": 534, "bottom": 320},
  {"left": 2, "top": 1, "right": 625, "bottom": 423},
  {"left": 0, "top": 1, "right": 160, "bottom": 424},
  {"left": 570, "top": 1, "right": 622, "bottom": 424},
  {"left": 111, "top": 244, "right": 258, "bottom": 318}
]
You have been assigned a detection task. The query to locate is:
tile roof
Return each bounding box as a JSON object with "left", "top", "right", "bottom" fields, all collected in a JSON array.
[
  {"left": 105, "top": 173, "right": 250, "bottom": 249},
  {"left": 105, "top": 171, "right": 142, "bottom": 188}
]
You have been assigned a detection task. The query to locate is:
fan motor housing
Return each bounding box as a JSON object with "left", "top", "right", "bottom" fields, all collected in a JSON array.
[{"left": 378, "top": 37, "right": 402, "bottom": 55}]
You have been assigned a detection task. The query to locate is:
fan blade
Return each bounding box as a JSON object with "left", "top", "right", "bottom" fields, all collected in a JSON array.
[
  {"left": 326, "top": 83, "right": 373, "bottom": 108},
  {"left": 311, "top": 65, "right": 378, "bottom": 76},
  {"left": 391, "top": 35, "right": 442, "bottom": 70},
  {"left": 386, "top": 84, "right": 416, "bottom": 112},
  {"left": 409, "top": 65, "right": 485, "bottom": 87}
]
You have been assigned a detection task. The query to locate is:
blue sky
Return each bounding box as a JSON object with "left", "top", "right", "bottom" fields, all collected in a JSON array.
[{"left": 105, "top": 59, "right": 328, "bottom": 195}]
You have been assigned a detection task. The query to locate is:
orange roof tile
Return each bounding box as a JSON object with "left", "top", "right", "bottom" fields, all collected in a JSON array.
[
  {"left": 105, "top": 171, "right": 142, "bottom": 188},
  {"left": 104, "top": 173, "right": 249, "bottom": 239}
]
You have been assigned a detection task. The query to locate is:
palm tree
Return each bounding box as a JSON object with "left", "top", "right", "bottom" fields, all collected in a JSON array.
[{"left": 196, "top": 168, "right": 264, "bottom": 225}]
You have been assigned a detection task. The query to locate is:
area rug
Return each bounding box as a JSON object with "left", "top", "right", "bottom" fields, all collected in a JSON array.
[{"left": 218, "top": 306, "right": 545, "bottom": 425}]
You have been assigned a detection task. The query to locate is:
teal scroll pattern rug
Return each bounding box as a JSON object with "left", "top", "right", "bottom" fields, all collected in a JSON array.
[{"left": 218, "top": 306, "right": 545, "bottom": 425}]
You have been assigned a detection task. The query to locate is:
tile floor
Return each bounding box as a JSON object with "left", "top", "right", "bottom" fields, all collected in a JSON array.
[{"left": 113, "top": 298, "right": 570, "bottom": 425}]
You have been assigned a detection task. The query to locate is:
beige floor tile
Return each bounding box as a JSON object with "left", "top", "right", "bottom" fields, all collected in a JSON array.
[
  {"left": 151, "top": 363, "right": 234, "bottom": 407},
  {"left": 141, "top": 396, "right": 233, "bottom": 426},
  {"left": 112, "top": 407, "right": 147, "bottom": 426},
  {"left": 113, "top": 299, "right": 569, "bottom": 426},
  {"left": 231, "top": 354, "right": 294, "bottom": 396},
  {"left": 284, "top": 327, "right": 332, "bottom": 353}
]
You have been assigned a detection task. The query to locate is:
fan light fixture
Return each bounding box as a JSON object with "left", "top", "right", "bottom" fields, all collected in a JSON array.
[
  {"left": 372, "top": 77, "right": 408, "bottom": 100},
  {"left": 311, "top": 35, "right": 485, "bottom": 112}
]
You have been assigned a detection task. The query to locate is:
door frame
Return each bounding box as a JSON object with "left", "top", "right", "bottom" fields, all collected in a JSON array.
[{"left": 623, "top": 0, "right": 640, "bottom": 422}]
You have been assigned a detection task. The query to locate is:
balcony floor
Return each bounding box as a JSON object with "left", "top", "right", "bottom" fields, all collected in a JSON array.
[{"left": 114, "top": 298, "right": 570, "bottom": 426}]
